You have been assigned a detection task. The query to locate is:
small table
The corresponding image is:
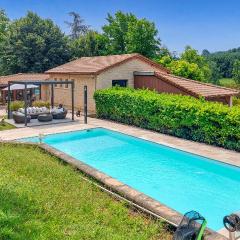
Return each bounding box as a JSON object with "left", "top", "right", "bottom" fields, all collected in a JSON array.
[{"left": 38, "top": 114, "right": 53, "bottom": 122}]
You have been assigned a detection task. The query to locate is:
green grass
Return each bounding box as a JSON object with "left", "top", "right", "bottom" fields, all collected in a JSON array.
[
  {"left": 0, "top": 144, "right": 172, "bottom": 240},
  {"left": 0, "top": 122, "right": 15, "bottom": 131},
  {"left": 219, "top": 78, "right": 236, "bottom": 86}
]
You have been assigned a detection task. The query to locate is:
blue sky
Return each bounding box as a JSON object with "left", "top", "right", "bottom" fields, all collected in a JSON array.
[{"left": 1, "top": 0, "right": 240, "bottom": 54}]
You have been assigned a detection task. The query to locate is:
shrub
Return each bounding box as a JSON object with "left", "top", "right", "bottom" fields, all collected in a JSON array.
[
  {"left": 32, "top": 101, "right": 50, "bottom": 108},
  {"left": 233, "top": 97, "right": 240, "bottom": 106},
  {"left": 10, "top": 101, "right": 24, "bottom": 111},
  {"left": 94, "top": 87, "right": 240, "bottom": 151}
]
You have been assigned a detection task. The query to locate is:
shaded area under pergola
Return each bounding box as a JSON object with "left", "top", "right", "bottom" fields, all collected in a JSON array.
[{"left": 7, "top": 80, "right": 75, "bottom": 126}]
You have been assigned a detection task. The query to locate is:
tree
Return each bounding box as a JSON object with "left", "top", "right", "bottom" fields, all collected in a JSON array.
[
  {"left": 126, "top": 19, "right": 160, "bottom": 58},
  {"left": 0, "top": 9, "right": 10, "bottom": 74},
  {"left": 202, "top": 49, "right": 210, "bottom": 57},
  {"left": 1, "top": 12, "right": 70, "bottom": 74},
  {"left": 65, "top": 12, "right": 89, "bottom": 39},
  {"left": 157, "top": 46, "right": 212, "bottom": 82},
  {"left": 102, "top": 11, "right": 161, "bottom": 58},
  {"left": 232, "top": 59, "right": 240, "bottom": 84},
  {"left": 69, "top": 30, "right": 107, "bottom": 59},
  {"left": 159, "top": 57, "right": 205, "bottom": 81}
]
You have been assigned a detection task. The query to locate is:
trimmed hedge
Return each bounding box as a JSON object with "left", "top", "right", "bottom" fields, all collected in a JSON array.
[{"left": 94, "top": 87, "right": 240, "bottom": 152}]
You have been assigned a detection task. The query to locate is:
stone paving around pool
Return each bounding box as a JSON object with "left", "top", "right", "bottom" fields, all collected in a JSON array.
[{"left": 1, "top": 115, "right": 239, "bottom": 239}]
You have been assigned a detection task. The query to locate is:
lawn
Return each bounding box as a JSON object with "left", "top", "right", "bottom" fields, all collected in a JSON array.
[
  {"left": 0, "top": 122, "right": 15, "bottom": 131},
  {"left": 0, "top": 143, "right": 172, "bottom": 240},
  {"left": 219, "top": 78, "right": 236, "bottom": 86}
]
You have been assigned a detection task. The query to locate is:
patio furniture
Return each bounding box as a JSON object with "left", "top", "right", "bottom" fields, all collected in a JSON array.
[
  {"left": 52, "top": 108, "right": 68, "bottom": 119},
  {"left": 38, "top": 113, "right": 53, "bottom": 122},
  {"left": 18, "top": 107, "right": 50, "bottom": 119},
  {"left": 12, "top": 111, "right": 31, "bottom": 124}
]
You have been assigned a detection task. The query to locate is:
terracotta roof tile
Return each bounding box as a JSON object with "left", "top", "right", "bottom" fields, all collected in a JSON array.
[
  {"left": 0, "top": 73, "right": 49, "bottom": 86},
  {"left": 46, "top": 53, "right": 169, "bottom": 75},
  {"left": 155, "top": 72, "right": 239, "bottom": 97}
]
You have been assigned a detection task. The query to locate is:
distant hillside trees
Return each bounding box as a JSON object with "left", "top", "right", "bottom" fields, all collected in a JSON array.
[
  {"left": 203, "top": 47, "right": 240, "bottom": 79},
  {"left": 232, "top": 60, "right": 240, "bottom": 84}
]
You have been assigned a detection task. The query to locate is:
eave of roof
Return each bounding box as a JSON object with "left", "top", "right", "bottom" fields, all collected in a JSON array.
[
  {"left": 155, "top": 72, "right": 239, "bottom": 98},
  {"left": 0, "top": 73, "right": 49, "bottom": 86}
]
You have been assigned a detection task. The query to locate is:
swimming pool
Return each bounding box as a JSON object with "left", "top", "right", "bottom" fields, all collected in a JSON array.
[{"left": 24, "top": 128, "right": 240, "bottom": 231}]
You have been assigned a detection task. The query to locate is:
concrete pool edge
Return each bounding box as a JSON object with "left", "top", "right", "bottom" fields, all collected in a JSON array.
[{"left": 1, "top": 141, "right": 227, "bottom": 240}]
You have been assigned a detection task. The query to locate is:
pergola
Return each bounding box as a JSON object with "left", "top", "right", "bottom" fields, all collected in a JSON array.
[{"left": 7, "top": 80, "right": 75, "bottom": 126}]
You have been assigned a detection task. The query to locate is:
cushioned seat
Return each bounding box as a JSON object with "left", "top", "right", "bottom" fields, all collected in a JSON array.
[
  {"left": 12, "top": 111, "right": 31, "bottom": 124},
  {"left": 38, "top": 114, "right": 53, "bottom": 122},
  {"left": 19, "top": 107, "right": 50, "bottom": 119},
  {"left": 52, "top": 109, "right": 68, "bottom": 119}
]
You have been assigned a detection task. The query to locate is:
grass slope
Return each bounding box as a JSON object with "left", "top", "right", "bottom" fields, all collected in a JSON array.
[
  {"left": 0, "top": 122, "right": 15, "bottom": 131},
  {"left": 0, "top": 144, "right": 172, "bottom": 240}
]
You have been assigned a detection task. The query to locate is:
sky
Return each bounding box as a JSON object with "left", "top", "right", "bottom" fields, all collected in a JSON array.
[{"left": 1, "top": 0, "right": 240, "bottom": 54}]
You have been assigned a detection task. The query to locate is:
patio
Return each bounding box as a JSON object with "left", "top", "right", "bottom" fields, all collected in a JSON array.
[
  {"left": 4, "top": 80, "right": 89, "bottom": 127},
  {"left": 6, "top": 113, "right": 73, "bottom": 127}
]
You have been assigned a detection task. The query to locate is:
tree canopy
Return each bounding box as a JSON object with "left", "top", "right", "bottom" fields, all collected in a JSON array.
[
  {"left": 157, "top": 46, "right": 212, "bottom": 82},
  {"left": 102, "top": 11, "right": 161, "bottom": 58},
  {"left": 0, "top": 12, "right": 70, "bottom": 74},
  {"left": 69, "top": 30, "right": 107, "bottom": 59}
]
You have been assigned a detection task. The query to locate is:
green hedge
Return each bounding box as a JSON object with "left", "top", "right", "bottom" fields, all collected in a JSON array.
[{"left": 94, "top": 87, "right": 240, "bottom": 152}]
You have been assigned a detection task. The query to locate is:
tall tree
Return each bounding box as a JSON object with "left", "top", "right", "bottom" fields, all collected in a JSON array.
[
  {"left": 0, "top": 9, "right": 10, "bottom": 74},
  {"left": 102, "top": 11, "right": 161, "bottom": 58},
  {"left": 126, "top": 19, "right": 160, "bottom": 58},
  {"left": 70, "top": 30, "right": 107, "bottom": 59},
  {"left": 65, "top": 12, "right": 89, "bottom": 39},
  {"left": 1, "top": 12, "right": 70, "bottom": 74},
  {"left": 232, "top": 59, "right": 240, "bottom": 84}
]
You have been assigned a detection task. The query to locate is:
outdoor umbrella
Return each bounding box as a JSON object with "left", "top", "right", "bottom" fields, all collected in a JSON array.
[{"left": 2, "top": 84, "right": 39, "bottom": 91}]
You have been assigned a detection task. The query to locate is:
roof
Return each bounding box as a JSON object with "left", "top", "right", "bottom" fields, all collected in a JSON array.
[
  {"left": 46, "top": 53, "right": 169, "bottom": 75},
  {"left": 0, "top": 73, "right": 49, "bottom": 86},
  {"left": 155, "top": 72, "right": 239, "bottom": 98},
  {"left": 134, "top": 71, "right": 239, "bottom": 97}
]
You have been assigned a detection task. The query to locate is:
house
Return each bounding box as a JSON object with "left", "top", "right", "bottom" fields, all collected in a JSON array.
[
  {"left": 45, "top": 53, "right": 169, "bottom": 112},
  {"left": 0, "top": 73, "right": 49, "bottom": 104},
  {"left": 46, "top": 53, "right": 238, "bottom": 111}
]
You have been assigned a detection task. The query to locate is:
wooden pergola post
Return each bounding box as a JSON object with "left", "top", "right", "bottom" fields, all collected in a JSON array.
[
  {"left": 84, "top": 85, "right": 87, "bottom": 124},
  {"left": 51, "top": 83, "right": 54, "bottom": 109},
  {"left": 71, "top": 81, "right": 74, "bottom": 121},
  {"left": 24, "top": 83, "right": 28, "bottom": 126}
]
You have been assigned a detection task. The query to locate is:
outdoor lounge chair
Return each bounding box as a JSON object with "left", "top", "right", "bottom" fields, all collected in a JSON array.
[
  {"left": 12, "top": 111, "right": 31, "bottom": 124},
  {"left": 52, "top": 108, "right": 68, "bottom": 119}
]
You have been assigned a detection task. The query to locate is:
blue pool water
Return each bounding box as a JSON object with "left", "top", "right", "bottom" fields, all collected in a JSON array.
[{"left": 24, "top": 128, "right": 240, "bottom": 230}]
